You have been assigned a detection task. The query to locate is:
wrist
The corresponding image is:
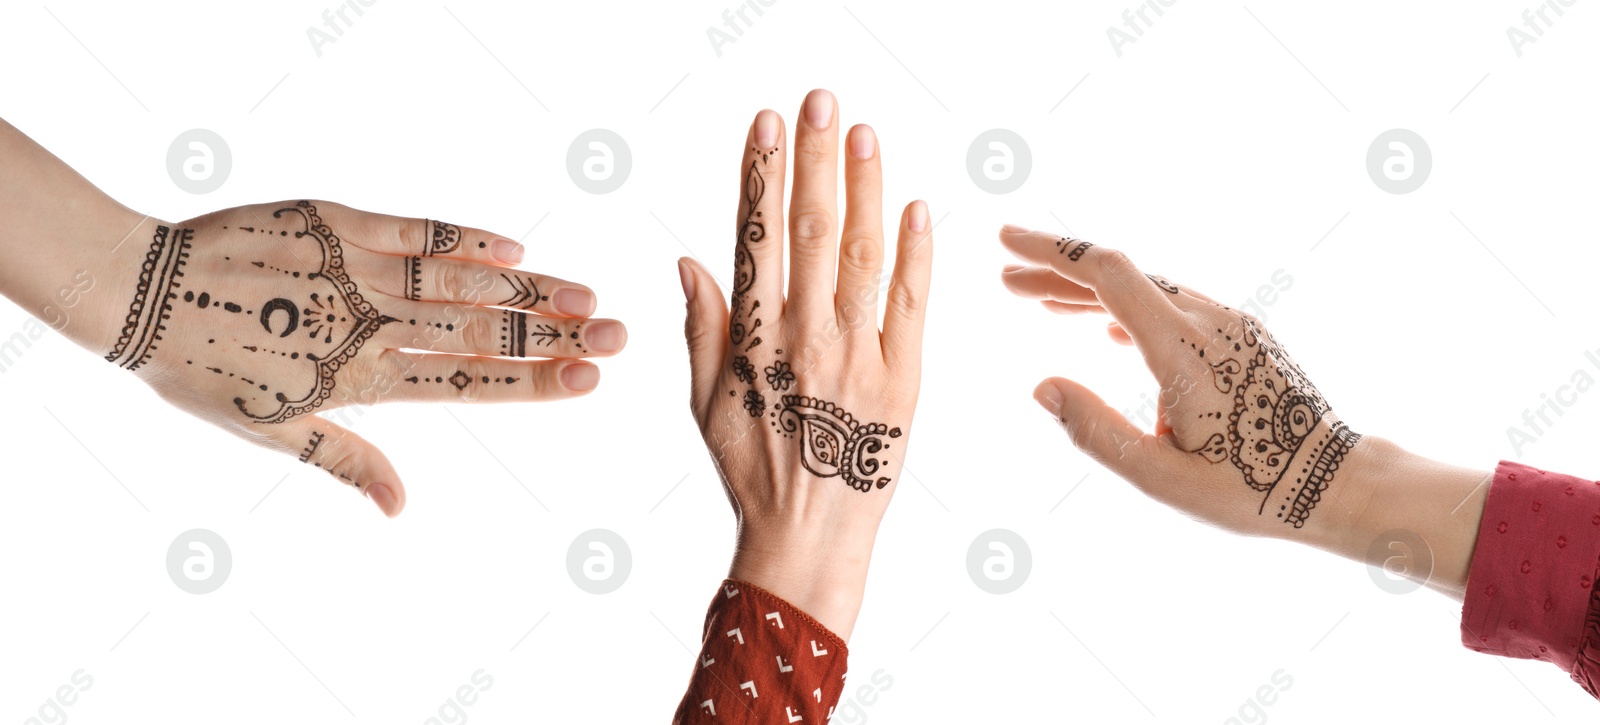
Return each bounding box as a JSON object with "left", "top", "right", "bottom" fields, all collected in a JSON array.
[
  {"left": 1303, "top": 435, "right": 1489, "bottom": 599},
  {"left": 728, "top": 516, "right": 879, "bottom": 641}
]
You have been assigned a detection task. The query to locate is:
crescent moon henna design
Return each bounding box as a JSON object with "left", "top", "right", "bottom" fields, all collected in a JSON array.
[
  {"left": 1187, "top": 316, "right": 1361, "bottom": 528},
  {"left": 233, "top": 201, "right": 397, "bottom": 423},
  {"left": 776, "top": 395, "right": 904, "bottom": 493}
]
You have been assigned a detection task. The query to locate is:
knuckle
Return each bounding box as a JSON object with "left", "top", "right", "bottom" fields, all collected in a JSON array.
[
  {"left": 790, "top": 206, "right": 834, "bottom": 244},
  {"left": 839, "top": 233, "right": 882, "bottom": 271},
  {"left": 432, "top": 262, "right": 468, "bottom": 300},
  {"left": 888, "top": 282, "right": 923, "bottom": 315},
  {"left": 460, "top": 312, "right": 499, "bottom": 353},
  {"left": 1095, "top": 249, "right": 1139, "bottom": 279}
]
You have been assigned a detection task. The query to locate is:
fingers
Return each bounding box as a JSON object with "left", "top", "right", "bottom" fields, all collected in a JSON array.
[
  {"left": 1032, "top": 376, "right": 1184, "bottom": 483},
  {"left": 353, "top": 213, "right": 526, "bottom": 267},
  {"left": 1041, "top": 300, "right": 1104, "bottom": 315},
  {"left": 352, "top": 254, "right": 595, "bottom": 316},
  {"left": 266, "top": 418, "right": 405, "bottom": 517},
  {"left": 679, "top": 257, "right": 730, "bottom": 422},
  {"left": 881, "top": 201, "right": 933, "bottom": 371},
  {"left": 373, "top": 351, "right": 600, "bottom": 403},
  {"left": 785, "top": 89, "right": 841, "bottom": 321},
  {"left": 377, "top": 302, "right": 626, "bottom": 359},
  {"left": 730, "top": 109, "right": 787, "bottom": 339},
  {"left": 997, "top": 225, "right": 1180, "bottom": 347},
  {"left": 1002, "top": 265, "right": 1098, "bottom": 305},
  {"left": 835, "top": 124, "right": 884, "bottom": 342},
  {"left": 1107, "top": 322, "right": 1135, "bottom": 346}
]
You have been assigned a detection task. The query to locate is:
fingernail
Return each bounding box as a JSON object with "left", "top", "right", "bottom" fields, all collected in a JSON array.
[
  {"left": 1033, "top": 384, "right": 1063, "bottom": 416},
  {"left": 490, "top": 239, "right": 524, "bottom": 265},
  {"left": 561, "top": 362, "right": 600, "bottom": 391},
  {"left": 677, "top": 259, "right": 696, "bottom": 302},
  {"left": 908, "top": 200, "right": 928, "bottom": 232},
  {"left": 365, "top": 482, "right": 398, "bottom": 517},
  {"left": 553, "top": 288, "right": 596, "bottom": 317},
  {"left": 754, "top": 109, "right": 779, "bottom": 148},
  {"left": 1002, "top": 223, "right": 1028, "bottom": 233},
  {"left": 803, "top": 89, "right": 834, "bottom": 130},
  {"left": 849, "top": 125, "right": 875, "bottom": 159},
  {"left": 583, "top": 320, "right": 627, "bottom": 352}
]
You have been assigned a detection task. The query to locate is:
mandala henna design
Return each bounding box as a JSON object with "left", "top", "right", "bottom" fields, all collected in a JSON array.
[
  {"left": 776, "top": 396, "right": 903, "bottom": 492},
  {"left": 423, "top": 219, "right": 461, "bottom": 256},
  {"left": 106, "top": 225, "right": 194, "bottom": 371},
  {"left": 1189, "top": 316, "right": 1361, "bottom": 527},
  {"left": 233, "top": 202, "right": 397, "bottom": 423}
]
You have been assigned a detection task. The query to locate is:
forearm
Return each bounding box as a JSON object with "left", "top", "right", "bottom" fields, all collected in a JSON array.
[
  {"left": 0, "top": 117, "right": 153, "bottom": 347},
  {"left": 1298, "top": 435, "right": 1489, "bottom": 600}
]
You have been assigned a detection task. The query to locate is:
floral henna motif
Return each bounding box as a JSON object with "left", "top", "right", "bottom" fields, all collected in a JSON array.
[
  {"left": 776, "top": 396, "right": 902, "bottom": 493},
  {"left": 1188, "top": 316, "right": 1360, "bottom": 528},
  {"left": 423, "top": 219, "right": 462, "bottom": 256}
]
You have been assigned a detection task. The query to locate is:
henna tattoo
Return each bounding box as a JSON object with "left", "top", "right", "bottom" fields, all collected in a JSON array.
[
  {"left": 764, "top": 361, "right": 794, "bottom": 391},
  {"left": 298, "top": 431, "right": 325, "bottom": 462},
  {"left": 502, "top": 309, "right": 527, "bottom": 357},
  {"left": 732, "top": 356, "right": 756, "bottom": 385},
  {"left": 106, "top": 226, "right": 194, "bottom": 370},
  {"left": 498, "top": 310, "right": 579, "bottom": 356},
  {"left": 404, "top": 256, "right": 423, "bottom": 300},
  {"left": 742, "top": 390, "right": 766, "bottom": 417},
  {"left": 776, "top": 396, "right": 902, "bottom": 492},
  {"left": 1056, "top": 238, "right": 1092, "bottom": 261},
  {"left": 1147, "top": 274, "right": 1180, "bottom": 295},
  {"left": 1187, "top": 317, "right": 1361, "bottom": 528},
  {"left": 405, "top": 372, "right": 519, "bottom": 386},
  {"left": 259, "top": 298, "right": 299, "bottom": 337},
  {"left": 233, "top": 202, "right": 397, "bottom": 423},
  {"left": 423, "top": 220, "right": 461, "bottom": 256},
  {"left": 497, "top": 274, "right": 547, "bottom": 309}
]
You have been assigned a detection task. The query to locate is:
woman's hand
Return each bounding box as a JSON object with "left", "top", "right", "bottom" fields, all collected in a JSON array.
[
  {"left": 90, "top": 201, "right": 625, "bottom": 516},
  {"left": 999, "top": 225, "right": 1486, "bottom": 595},
  {"left": 678, "top": 90, "right": 933, "bottom": 639}
]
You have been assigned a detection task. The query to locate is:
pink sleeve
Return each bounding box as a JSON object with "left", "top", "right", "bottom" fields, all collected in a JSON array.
[{"left": 1461, "top": 461, "right": 1600, "bottom": 697}]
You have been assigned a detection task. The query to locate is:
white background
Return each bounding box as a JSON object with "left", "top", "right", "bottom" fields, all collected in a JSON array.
[{"left": 3, "top": 1, "right": 1599, "bottom": 722}]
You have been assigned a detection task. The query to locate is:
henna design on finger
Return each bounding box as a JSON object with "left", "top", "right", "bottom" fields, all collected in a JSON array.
[
  {"left": 298, "top": 431, "right": 324, "bottom": 462},
  {"left": 1147, "top": 274, "right": 1181, "bottom": 294},
  {"left": 1056, "top": 238, "right": 1093, "bottom": 261},
  {"left": 423, "top": 220, "right": 461, "bottom": 256},
  {"left": 403, "top": 370, "right": 519, "bottom": 390},
  {"left": 106, "top": 226, "right": 194, "bottom": 370},
  {"left": 498, "top": 310, "right": 583, "bottom": 357},
  {"left": 497, "top": 274, "right": 547, "bottom": 309},
  {"left": 404, "top": 257, "right": 422, "bottom": 300},
  {"left": 1186, "top": 317, "right": 1361, "bottom": 528},
  {"left": 775, "top": 396, "right": 902, "bottom": 492}
]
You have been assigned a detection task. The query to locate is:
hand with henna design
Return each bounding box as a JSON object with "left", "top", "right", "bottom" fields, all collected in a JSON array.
[
  {"left": 678, "top": 90, "right": 933, "bottom": 639},
  {"left": 0, "top": 118, "right": 626, "bottom": 517},
  {"left": 1000, "top": 225, "right": 1488, "bottom": 598}
]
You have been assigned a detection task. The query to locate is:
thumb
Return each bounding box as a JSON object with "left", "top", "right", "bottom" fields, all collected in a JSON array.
[
  {"left": 266, "top": 418, "right": 406, "bottom": 517},
  {"left": 1033, "top": 377, "right": 1173, "bottom": 479},
  {"left": 679, "top": 257, "right": 729, "bottom": 421}
]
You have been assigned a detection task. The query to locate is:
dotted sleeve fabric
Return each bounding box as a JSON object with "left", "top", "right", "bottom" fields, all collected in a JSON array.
[
  {"left": 1461, "top": 461, "right": 1600, "bottom": 697},
  {"left": 673, "top": 579, "right": 849, "bottom": 723}
]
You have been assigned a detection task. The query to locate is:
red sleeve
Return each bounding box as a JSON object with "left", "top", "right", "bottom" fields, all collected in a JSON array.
[
  {"left": 673, "top": 579, "right": 848, "bottom": 723},
  {"left": 1461, "top": 461, "right": 1600, "bottom": 697}
]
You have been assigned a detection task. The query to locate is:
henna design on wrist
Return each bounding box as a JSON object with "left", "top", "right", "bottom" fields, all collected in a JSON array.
[
  {"left": 497, "top": 274, "right": 547, "bottom": 309},
  {"left": 1187, "top": 316, "right": 1361, "bottom": 527},
  {"left": 776, "top": 396, "right": 902, "bottom": 492},
  {"left": 232, "top": 202, "right": 397, "bottom": 423},
  {"left": 106, "top": 225, "right": 194, "bottom": 371},
  {"left": 423, "top": 220, "right": 461, "bottom": 256}
]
